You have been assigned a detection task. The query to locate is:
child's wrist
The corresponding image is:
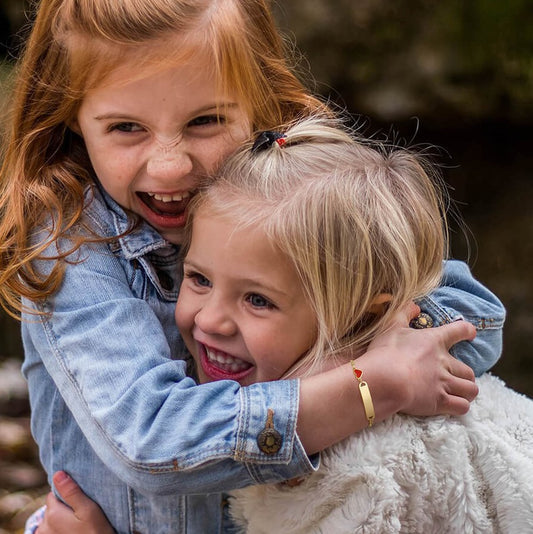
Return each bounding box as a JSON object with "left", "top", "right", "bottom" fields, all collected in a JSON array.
[
  {"left": 350, "top": 352, "right": 409, "bottom": 419},
  {"left": 349, "top": 361, "right": 375, "bottom": 427}
]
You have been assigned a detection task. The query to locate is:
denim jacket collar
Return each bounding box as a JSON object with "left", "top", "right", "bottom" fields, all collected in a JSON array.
[{"left": 86, "top": 180, "right": 177, "bottom": 260}]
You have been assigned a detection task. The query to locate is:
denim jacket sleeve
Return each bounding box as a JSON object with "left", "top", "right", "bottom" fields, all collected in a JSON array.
[
  {"left": 22, "top": 233, "right": 317, "bottom": 497},
  {"left": 416, "top": 260, "right": 506, "bottom": 376}
]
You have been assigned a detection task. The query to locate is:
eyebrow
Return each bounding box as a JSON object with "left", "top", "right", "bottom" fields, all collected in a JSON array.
[
  {"left": 94, "top": 113, "right": 139, "bottom": 121},
  {"left": 94, "top": 103, "right": 240, "bottom": 121}
]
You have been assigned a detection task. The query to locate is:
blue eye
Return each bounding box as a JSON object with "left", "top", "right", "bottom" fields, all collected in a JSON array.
[
  {"left": 194, "top": 274, "right": 211, "bottom": 287},
  {"left": 185, "top": 271, "right": 212, "bottom": 288},
  {"left": 247, "top": 293, "right": 273, "bottom": 309}
]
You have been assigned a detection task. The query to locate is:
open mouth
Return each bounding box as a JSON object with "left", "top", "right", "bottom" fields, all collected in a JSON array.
[
  {"left": 137, "top": 191, "right": 192, "bottom": 218},
  {"left": 199, "top": 343, "right": 253, "bottom": 382}
]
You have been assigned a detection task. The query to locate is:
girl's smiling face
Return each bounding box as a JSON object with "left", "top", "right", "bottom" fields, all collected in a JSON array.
[
  {"left": 176, "top": 208, "right": 317, "bottom": 385},
  {"left": 74, "top": 53, "right": 251, "bottom": 244}
]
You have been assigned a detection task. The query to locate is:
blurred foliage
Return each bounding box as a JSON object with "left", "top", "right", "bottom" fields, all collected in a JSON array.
[
  {"left": 1, "top": 0, "right": 532, "bottom": 121},
  {"left": 0, "top": 0, "right": 30, "bottom": 58},
  {"left": 273, "top": 0, "right": 533, "bottom": 123}
]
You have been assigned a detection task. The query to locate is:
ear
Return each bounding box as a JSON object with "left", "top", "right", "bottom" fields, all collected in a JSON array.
[{"left": 366, "top": 293, "right": 392, "bottom": 316}]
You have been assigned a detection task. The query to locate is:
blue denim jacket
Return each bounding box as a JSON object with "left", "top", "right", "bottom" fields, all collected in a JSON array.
[{"left": 21, "top": 185, "right": 505, "bottom": 533}]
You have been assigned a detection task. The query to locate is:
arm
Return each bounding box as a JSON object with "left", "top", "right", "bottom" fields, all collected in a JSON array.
[
  {"left": 297, "top": 304, "right": 477, "bottom": 452},
  {"left": 417, "top": 260, "right": 506, "bottom": 375},
  {"left": 23, "top": 235, "right": 314, "bottom": 495},
  {"left": 24, "top": 234, "right": 477, "bottom": 496}
]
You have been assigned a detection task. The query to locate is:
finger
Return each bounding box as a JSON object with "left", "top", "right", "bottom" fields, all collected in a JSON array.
[
  {"left": 447, "top": 374, "right": 479, "bottom": 402},
  {"left": 52, "top": 471, "right": 95, "bottom": 519},
  {"left": 448, "top": 358, "right": 476, "bottom": 382},
  {"left": 406, "top": 302, "right": 421, "bottom": 322},
  {"left": 438, "top": 320, "right": 476, "bottom": 348},
  {"left": 45, "top": 490, "right": 61, "bottom": 509},
  {"left": 439, "top": 394, "right": 472, "bottom": 416}
]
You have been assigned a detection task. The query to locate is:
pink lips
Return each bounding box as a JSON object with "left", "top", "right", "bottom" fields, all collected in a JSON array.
[{"left": 198, "top": 343, "right": 253, "bottom": 383}]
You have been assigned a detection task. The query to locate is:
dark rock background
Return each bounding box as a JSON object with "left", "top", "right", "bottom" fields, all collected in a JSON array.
[{"left": 0, "top": 1, "right": 532, "bottom": 531}]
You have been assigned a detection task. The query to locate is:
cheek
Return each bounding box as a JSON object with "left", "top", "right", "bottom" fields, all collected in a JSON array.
[
  {"left": 95, "top": 150, "right": 131, "bottom": 178},
  {"left": 198, "top": 136, "right": 246, "bottom": 174},
  {"left": 175, "top": 290, "right": 196, "bottom": 334},
  {"left": 175, "top": 295, "right": 187, "bottom": 330},
  {"left": 84, "top": 137, "right": 136, "bottom": 183}
]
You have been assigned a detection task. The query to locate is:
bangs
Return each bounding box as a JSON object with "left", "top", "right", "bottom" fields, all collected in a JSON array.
[
  {"left": 51, "top": 0, "right": 288, "bottom": 126},
  {"left": 201, "top": 1, "right": 284, "bottom": 127}
]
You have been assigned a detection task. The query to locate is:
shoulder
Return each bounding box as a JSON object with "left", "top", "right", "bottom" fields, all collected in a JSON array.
[{"left": 81, "top": 184, "right": 119, "bottom": 237}]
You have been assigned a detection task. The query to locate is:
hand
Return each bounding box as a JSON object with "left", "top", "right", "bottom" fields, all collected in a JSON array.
[
  {"left": 36, "top": 472, "right": 114, "bottom": 534},
  {"left": 364, "top": 303, "right": 478, "bottom": 417}
]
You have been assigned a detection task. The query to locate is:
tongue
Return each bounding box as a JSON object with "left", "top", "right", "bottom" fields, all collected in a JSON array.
[{"left": 138, "top": 192, "right": 188, "bottom": 217}]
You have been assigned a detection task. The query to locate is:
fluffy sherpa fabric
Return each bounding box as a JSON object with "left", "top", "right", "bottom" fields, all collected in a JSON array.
[{"left": 229, "top": 374, "right": 533, "bottom": 533}]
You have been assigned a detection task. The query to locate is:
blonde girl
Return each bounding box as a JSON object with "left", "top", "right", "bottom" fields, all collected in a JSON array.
[
  {"left": 0, "top": 1, "right": 502, "bottom": 532},
  {"left": 182, "top": 116, "right": 530, "bottom": 533},
  {"left": 38, "top": 117, "right": 524, "bottom": 534},
  {"left": 180, "top": 118, "right": 450, "bottom": 382}
]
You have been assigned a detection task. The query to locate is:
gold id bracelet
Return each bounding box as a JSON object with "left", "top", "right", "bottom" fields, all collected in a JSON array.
[{"left": 350, "top": 360, "right": 375, "bottom": 427}]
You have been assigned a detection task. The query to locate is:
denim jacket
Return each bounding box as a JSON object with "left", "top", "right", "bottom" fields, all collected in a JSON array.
[{"left": 21, "top": 184, "right": 505, "bottom": 534}]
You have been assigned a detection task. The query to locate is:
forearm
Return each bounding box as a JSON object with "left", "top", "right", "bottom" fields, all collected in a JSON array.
[
  {"left": 24, "top": 323, "right": 314, "bottom": 494},
  {"left": 298, "top": 359, "right": 399, "bottom": 453},
  {"left": 22, "top": 244, "right": 315, "bottom": 493},
  {"left": 297, "top": 317, "right": 478, "bottom": 454}
]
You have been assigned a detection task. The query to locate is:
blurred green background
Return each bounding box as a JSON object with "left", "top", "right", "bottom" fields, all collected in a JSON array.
[{"left": 0, "top": 0, "right": 532, "bottom": 530}]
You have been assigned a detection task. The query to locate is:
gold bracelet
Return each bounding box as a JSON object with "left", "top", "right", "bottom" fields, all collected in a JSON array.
[{"left": 350, "top": 360, "right": 375, "bottom": 427}]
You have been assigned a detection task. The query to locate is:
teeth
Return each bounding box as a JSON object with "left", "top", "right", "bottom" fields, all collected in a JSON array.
[
  {"left": 147, "top": 191, "right": 190, "bottom": 202},
  {"left": 205, "top": 347, "right": 250, "bottom": 372}
]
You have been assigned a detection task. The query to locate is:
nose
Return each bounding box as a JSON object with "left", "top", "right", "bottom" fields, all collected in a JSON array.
[
  {"left": 194, "top": 295, "right": 237, "bottom": 338},
  {"left": 147, "top": 138, "right": 193, "bottom": 181}
]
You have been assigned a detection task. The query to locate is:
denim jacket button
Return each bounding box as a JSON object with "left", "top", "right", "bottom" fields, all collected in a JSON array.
[
  {"left": 257, "top": 409, "right": 282, "bottom": 455},
  {"left": 409, "top": 312, "right": 434, "bottom": 329}
]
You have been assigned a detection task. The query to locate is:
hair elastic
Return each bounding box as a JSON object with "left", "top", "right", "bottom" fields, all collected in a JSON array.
[
  {"left": 251, "top": 130, "right": 287, "bottom": 153},
  {"left": 350, "top": 361, "right": 375, "bottom": 427}
]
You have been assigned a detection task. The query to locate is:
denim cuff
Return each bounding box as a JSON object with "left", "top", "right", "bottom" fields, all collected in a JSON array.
[{"left": 235, "top": 379, "right": 319, "bottom": 484}]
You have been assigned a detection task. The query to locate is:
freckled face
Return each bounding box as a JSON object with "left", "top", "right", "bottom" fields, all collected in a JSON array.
[
  {"left": 176, "top": 209, "right": 318, "bottom": 385},
  {"left": 74, "top": 55, "right": 251, "bottom": 244}
]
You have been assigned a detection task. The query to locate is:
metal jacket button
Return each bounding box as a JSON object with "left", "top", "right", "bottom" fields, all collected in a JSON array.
[
  {"left": 257, "top": 409, "right": 282, "bottom": 455},
  {"left": 409, "top": 312, "right": 434, "bottom": 329}
]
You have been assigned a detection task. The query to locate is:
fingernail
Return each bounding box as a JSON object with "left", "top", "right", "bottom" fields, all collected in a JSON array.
[{"left": 54, "top": 471, "right": 71, "bottom": 484}]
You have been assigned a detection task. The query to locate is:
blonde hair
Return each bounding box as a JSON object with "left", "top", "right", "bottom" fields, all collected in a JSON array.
[
  {"left": 189, "top": 116, "right": 448, "bottom": 377},
  {"left": 0, "top": 0, "right": 326, "bottom": 315}
]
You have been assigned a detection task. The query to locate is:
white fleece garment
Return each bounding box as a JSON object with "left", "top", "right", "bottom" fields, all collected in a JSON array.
[{"left": 229, "top": 374, "right": 533, "bottom": 533}]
